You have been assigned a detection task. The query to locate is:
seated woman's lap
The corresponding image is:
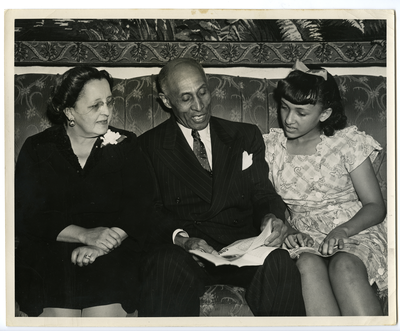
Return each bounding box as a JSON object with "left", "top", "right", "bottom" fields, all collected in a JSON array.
[
  {"left": 73, "top": 240, "right": 142, "bottom": 311},
  {"left": 17, "top": 238, "right": 142, "bottom": 312}
]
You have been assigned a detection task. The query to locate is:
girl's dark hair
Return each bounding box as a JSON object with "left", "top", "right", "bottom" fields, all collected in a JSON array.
[
  {"left": 47, "top": 66, "right": 113, "bottom": 125},
  {"left": 274, "top": 67, "right": 347, "bottom": 136}
]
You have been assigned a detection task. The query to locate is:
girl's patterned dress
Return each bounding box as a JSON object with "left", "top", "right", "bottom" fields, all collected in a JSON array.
[{"left": 264, "top": 126, "right": 387, "bottom": 292}]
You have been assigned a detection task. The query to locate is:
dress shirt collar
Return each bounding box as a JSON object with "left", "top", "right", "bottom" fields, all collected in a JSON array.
[
  {"left": 177, "top": 122, "right": 211, "bottom": 149},
  {"left": 177, "top": 121, "right": 212, "bottom": 169}
]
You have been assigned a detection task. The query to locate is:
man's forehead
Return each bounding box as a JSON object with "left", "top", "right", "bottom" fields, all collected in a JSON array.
[
  {"left": 173, "top": 61, "right": 204, "bottom": 76},
  {"left": 167, "top": 63, "right": 207, "bottom": 91}
]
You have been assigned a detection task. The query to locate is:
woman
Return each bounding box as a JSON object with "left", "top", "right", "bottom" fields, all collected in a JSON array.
[{"left": 15, "top": 66, "right": 155, "bottom": 317}]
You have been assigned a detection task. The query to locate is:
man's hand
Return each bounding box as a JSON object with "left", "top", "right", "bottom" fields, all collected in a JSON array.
[
  {"left": 261, "top": 214, "right": 288, "bottom": 247},
  {"left": 175, "top": 235, "right": 217, "bottom": 254},
  {"left": 174, "top": 235, "right": 218, "bottom": 268}
]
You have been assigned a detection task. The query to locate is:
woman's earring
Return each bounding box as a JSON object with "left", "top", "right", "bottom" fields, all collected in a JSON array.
[{"left": 68, "top": 119, "right": 75, "bottom": 127}]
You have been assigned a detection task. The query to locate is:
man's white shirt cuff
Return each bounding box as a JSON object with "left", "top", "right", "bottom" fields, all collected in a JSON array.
[{"left": 172, "top": 229, "right": 189, "bottom": 244}]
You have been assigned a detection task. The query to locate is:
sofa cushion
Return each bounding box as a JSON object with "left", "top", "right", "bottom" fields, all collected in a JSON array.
[
  {"left": 200, "top": 285, "right": 253, "bottom": 316},
  {"left": 13, "top": 72, "right": 388, "bottom": 317}
]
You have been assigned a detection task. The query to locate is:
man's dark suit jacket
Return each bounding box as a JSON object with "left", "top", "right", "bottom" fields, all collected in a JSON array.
[{"left": 139, "top": 116, "right": 286, "bottom": 251}]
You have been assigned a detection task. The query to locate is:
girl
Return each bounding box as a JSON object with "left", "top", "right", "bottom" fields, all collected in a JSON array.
[{"left": 264, "top": 60, "right": 387, "bottom": 316}]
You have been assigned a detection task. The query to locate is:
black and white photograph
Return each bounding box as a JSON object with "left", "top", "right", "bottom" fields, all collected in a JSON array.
[{"left": 4, "top": 8, "right": 396, "bottom": 329}]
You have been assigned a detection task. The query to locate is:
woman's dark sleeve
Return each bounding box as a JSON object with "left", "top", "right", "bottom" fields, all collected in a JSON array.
[
  {"left": 110, "top": 135, "right": 158, "bottom": 250},
  {"left": 15, "top": 137, "right": 71, "bottom": 242}
]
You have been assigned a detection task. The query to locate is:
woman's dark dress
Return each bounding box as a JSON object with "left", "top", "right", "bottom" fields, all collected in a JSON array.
[{"left": 15, "top": 125, "right": 155, "bottom": 316}]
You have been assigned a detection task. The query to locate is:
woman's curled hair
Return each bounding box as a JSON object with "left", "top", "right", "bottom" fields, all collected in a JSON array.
[{"left": 47, "top": 66, "right": 113, "bottom": 125}]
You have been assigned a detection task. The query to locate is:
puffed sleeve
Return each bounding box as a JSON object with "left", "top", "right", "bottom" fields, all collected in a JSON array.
[
  {"left": 263, "top": 133, "right": 274, "bottom": 166},
  {"left": 336, "top": 126, "right": 382, "bottom": 173},
  {"left": 263, "top": 129, "right": 283, "bottom": 184}
]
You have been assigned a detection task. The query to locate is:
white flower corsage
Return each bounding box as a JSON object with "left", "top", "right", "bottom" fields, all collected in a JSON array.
[{"left": 100, "top": 129, "right": 127, "bottom": 148}]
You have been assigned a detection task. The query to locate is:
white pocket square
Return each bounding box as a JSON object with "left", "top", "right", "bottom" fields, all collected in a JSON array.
[{"left": 242, "top": 151, "right": 253, "bottom": 170}]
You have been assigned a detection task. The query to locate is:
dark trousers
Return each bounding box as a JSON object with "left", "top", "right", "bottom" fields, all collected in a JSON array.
[{"left": 139, "top": 245, "right": 305, "bottom": 317}]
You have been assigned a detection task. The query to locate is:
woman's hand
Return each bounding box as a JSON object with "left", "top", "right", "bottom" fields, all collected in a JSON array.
[
  {"left": 319, "top": 228, "right": 359, "bottom": 255},
  {"left": 71, "top": 245, "right": 106, "bottom": 267},
  {"left": 283, "top": 232, "right": 314, "bottom": 249},
  {"left": 80, "top": 227, "right": 122, "bottom": 253}
]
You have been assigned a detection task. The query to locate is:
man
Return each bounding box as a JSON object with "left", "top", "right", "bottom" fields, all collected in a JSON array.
[{"left": 138, "top": 58, "right": 305, "bottom": 316}]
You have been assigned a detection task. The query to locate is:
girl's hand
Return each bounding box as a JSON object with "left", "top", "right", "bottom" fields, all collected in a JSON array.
[
  {"left": 284, "top": 232, "right": 314, "bottom": 249},
  {"left": 71, "top": 245, "right": 106, "bottom": 267},
  {"left": 319, "top": 228, "right": 359, "bottom": 255}
]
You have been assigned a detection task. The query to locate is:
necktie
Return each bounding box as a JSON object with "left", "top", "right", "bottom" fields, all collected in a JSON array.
[{"left": 191, "top": 130, "right": 212, "bottom": 173}]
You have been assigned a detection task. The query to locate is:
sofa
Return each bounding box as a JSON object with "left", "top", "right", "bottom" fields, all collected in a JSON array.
[{"left": 14, "top": 71, "right": 388, "bottom": 316}]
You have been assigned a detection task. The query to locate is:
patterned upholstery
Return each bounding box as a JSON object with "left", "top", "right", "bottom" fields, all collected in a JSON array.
[
  {"left": 14, "top": 72, "right": 387, "bottom": 316},
  {"left": 14, "top": 73, "right": 272, "bottom": 161},
  {"left": 200, "top": 285, "right": 252, "bottom": 316}
]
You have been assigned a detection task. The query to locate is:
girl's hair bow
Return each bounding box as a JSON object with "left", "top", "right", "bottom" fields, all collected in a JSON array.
[{"left": 292, "top": 59, "right": 328, "bottom": 81}]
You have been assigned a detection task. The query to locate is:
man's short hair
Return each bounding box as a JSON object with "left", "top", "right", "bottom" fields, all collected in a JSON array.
[{"left": 157, "top": 58, "right": 207, "bottom": 95}]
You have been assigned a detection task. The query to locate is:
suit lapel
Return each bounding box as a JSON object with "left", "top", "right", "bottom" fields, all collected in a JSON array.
[
  {"left": 156, "top": 117, "right": 213, "bottom": 203},
  {"left": 198, "top": 118, "right": 243, "bottom": 219}
]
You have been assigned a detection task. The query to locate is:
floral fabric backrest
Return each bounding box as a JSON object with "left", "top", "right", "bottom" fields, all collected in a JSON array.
[
  {"left": 120, "top": 74, "right": 270, "bottom": 135},
  {"left": 14, "top": 73, "right": 386, "bottom": 202},
  {"left": 14, "top": 74, "right": 55, "bottom": 163},
  {"left": 14, "top": 73, "right": 271, "bottom": 162}
]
